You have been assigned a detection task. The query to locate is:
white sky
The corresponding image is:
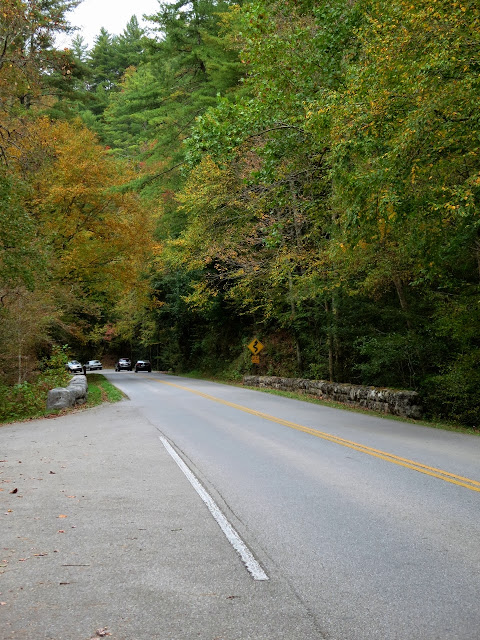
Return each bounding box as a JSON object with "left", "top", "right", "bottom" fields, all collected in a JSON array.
[{"left": 61, "top": 0, "right": 165, "bottom": 48}]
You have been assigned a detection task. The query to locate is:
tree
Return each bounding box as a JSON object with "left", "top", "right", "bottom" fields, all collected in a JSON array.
[
  {"left": 116, "top": 15, "right": 145, "bottom": 71},
  {"left": 1, "top": 116, "right": 154, "bottom": 370},
  {"left": 0, "top": 0, "right": 80, "bottom": 161}
]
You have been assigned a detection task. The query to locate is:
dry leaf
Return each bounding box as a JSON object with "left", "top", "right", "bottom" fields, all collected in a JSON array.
[{"left": 9, "top": 488, "right": 18, "bottom": 494}]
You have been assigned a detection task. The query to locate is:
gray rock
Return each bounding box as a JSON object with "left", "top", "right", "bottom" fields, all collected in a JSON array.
[
  {"left": 47, "top": 388, "right": 74, "bottom": 410},
  {"left": 46, "top": 375, "right": 88, "bottom": 411}
]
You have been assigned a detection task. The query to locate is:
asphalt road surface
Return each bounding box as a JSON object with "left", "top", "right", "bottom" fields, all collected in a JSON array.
[{"left": 1, "top": 371, "right": 479, "bottom": 640}]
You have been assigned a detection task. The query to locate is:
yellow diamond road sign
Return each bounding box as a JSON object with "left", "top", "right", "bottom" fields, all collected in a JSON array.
[{"left": 248, "top": 338, "right": 264, "bottom": 355}]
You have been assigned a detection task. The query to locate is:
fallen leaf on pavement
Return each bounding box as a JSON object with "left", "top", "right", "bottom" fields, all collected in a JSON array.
[{"left": 9, "top": 489, "right": 18, "bottom": 494}]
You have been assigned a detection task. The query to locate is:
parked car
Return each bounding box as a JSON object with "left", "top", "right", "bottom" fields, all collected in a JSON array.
[
  {"left": 84, "top": 360, "right": 102, "bottom": 371},
  {"left": 134, "top": 360, "right": 152, "bottom": 372},
  {"left": 66, "top": 360, "right": 83, "bottom": 374},
  {"left": 115, "top": 358, "right": 132, "bottom": 371}
]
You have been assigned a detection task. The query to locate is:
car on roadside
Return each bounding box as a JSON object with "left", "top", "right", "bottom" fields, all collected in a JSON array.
[
  {"left": 66, "top": 360, "right": 83, "bottom": 374},
  {"left": 115, "top": 358, "right": 132, "bottom": 371},
  {"left": 84, "top": 359, "right": 102, "bottom": 371},
  {"left": 134, "top": 360, "right": 152, "bottom": 372}
]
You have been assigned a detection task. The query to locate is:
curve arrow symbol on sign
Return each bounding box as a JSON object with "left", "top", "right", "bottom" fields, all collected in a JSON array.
[{"left": 248, "top": 339, "right": 264, "bottom": 355}]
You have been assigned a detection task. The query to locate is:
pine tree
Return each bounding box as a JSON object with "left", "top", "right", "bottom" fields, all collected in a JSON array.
[
  {"left": 0, "top": 0, "right": 80, "bottom": 159},
  {"left": 116, "top": 15, "right": 145, "bottom": 71}
]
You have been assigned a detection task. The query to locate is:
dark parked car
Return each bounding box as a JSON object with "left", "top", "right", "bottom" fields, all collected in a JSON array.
[
  {"left": 134, "top": 360, "right": 152, "bottom": 372},
  {"left": 66, "top": 360, "right": 83, "bottom": 374},
  {"left": 115, "top": 358, "right": 132, "bottom": 371},
  {"left": 84, "top": 359, "right": 102, "bottom": 371}
]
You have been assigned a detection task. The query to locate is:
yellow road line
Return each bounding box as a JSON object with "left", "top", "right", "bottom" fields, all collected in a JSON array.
[{"left": 155, "top": 379, "right": 480, "bottom": 493}]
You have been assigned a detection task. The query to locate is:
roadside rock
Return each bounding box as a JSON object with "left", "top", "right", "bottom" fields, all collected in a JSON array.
[{"left": 47, "top": 375, "right": 88, "bottom": 410}]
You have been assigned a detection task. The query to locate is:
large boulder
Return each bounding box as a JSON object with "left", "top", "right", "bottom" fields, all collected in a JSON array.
[
  {"left": 47, "top": 387, "right": 74, "bottom": 410},
  {"left": 46, "top": 375, "right": 88, "bottom": 411}
]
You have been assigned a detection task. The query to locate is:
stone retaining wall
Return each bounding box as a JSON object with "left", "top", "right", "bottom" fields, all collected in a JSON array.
[
  {"left": 243, "top": 375, "right": 422, "bottom": 419},
  {"left": 46, "top": 375, "right": 88, "bottom": 411}
]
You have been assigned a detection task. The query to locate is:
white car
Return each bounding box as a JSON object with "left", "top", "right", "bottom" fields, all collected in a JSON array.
[
  {"left": 66, "top": 360, "right": 83, "bottom": 374},
  {"left": 84, "top": 360, "right": 102, "bottom": 371}
]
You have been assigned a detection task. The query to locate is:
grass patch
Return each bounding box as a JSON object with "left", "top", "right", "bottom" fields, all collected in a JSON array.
[
  {"left": 86, "top": 374, "right": 124, "bottom": 406},
  {"left": 0, "top": 374, "right": 124, "bottom": 425}
]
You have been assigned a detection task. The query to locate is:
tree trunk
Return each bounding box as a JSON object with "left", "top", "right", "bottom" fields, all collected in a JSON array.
[
  {"left": 393, "top": 274, "right": 412, "bottom": 330},
  {"left": 325, "top": 300, "right": 334, "bottom": 382},
  {"left": 475, "top": 239, "right": 480, "bottom": 283},
  {"left": 332, "top": 294, "right": 341, "bottom": 380},
  {"left": 289, "top": 179, "right": 303, "bottom": 253},
  {"left": 288, "top": 270, "right": 302, "bottom": 371}
]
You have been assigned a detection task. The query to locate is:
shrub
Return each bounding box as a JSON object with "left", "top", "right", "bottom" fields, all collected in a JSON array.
[
  {"left": 422, "top": 351, "right": 480, "bottom": 428},
  {"left": 0, "top": 345, "right": 70, "bottom": 423}
]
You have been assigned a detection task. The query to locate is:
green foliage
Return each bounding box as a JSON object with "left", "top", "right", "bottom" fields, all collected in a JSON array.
[
  {"left": 0, "top": 345, "right": 70, "bottom": 423},
  {"left": 149, "top": 0, "right": 480, "bottom": 427},
  {"left": 0, "top": 171, "right": 37, "bottom": 289},
  {"left": 422, "top": 351, "right": 480, "bottom": 428},
  {"left": 38, "top": 345, "right": 70, "bottom": 389},
  {"left": 3, "top": 0, "right": 479, "bottom": 428}
]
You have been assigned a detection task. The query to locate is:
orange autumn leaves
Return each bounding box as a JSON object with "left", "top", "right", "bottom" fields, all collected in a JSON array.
[{"left": 12, "top": 117, "right": 154, "bottom": 302}]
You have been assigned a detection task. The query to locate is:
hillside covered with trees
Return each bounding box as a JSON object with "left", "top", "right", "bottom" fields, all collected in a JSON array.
[{"left": 1, "top": 0, "right": 479, "bottom": 426}]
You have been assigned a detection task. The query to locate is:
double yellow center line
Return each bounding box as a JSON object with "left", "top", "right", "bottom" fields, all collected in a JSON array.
[{"left": 155, "top": 379, "right": 480, "bottom": 493}]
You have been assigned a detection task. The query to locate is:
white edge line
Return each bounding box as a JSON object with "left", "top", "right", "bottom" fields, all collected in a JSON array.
[{"left": 159, "top": 436, "right": 269, "bottom": 581}]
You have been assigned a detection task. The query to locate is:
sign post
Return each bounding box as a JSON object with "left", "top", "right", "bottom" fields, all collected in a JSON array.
[{"left": 247, "top": 338, "right": 264, "bottom": 367}]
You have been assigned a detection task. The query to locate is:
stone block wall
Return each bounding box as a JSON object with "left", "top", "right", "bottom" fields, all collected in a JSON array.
[{"left": 243, "top": 375, "right": 422, "bottom": 419}]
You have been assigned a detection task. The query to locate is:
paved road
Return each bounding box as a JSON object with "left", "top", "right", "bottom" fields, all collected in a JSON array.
[{"left": 1, "top": 371, "right": 479, "bottom": 640}]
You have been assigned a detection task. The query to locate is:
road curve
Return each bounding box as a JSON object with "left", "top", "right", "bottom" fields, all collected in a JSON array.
[
  {"left": 1, "top": 370, "right": 479, "bottom": 640},
  {"left": 106, "top": 371, "right": 480, "bottom": 640}
]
